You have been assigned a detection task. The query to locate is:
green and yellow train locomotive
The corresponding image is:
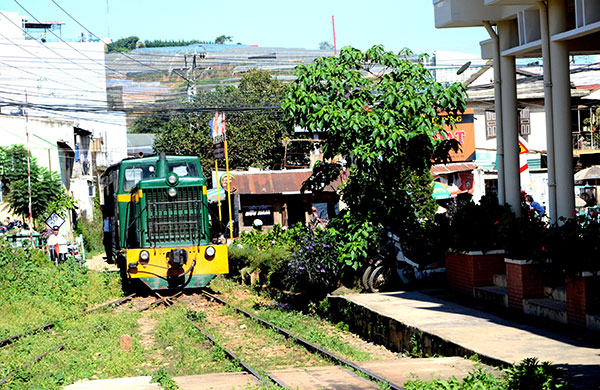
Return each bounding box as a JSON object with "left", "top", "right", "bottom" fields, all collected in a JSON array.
[{"left": 101, "top": 153, "right": 228, "bottom": 290}]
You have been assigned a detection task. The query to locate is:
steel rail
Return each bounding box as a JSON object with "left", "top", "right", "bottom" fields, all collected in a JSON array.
[
  {"left": 0, "top": 293, "right": 136, "bottom": 349},
  {"left": 0, "top": 342, "right": 65, "bottom": 386},
  {"left": 200, "top": 290, "right": 405, "bottom": 390},
  {"left": 136, "top": 291, "right": 183, "bottom": 312},
  {"left": 155, "top": 292, "right": 283, "bottom": 388}
]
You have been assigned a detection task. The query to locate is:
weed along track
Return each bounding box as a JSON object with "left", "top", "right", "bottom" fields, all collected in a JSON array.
[{"left": 0, "top": 293, "right": 137, "bottom": 387}]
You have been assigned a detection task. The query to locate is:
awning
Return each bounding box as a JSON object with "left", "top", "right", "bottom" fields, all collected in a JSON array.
[
  {"left": 207, "top": 188, "right": 226, "bottom": 203},
  {"left": 431, "top": 162, "right": 477, "bottom": 176},
  {"left": 431, "top": 182, "right": 459, "bottom": 200}
]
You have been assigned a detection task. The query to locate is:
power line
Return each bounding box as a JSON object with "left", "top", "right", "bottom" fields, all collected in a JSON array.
[
  {"left": 0, "top": 32, "right": 105, "bottom": 92},
  {"left": 0, "top": 12, "right": 108, "bottom": 81},
  {"left": 49, "top": 0, "right": 193, "bottom": 83}
]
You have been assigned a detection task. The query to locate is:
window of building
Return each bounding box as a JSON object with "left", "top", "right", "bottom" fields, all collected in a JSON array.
[
  {"left": 485, "top": 111, "right": 496, "bottom": 139},
  {"left": 519, "top": 108, "right": 531, "bottom": 136}
]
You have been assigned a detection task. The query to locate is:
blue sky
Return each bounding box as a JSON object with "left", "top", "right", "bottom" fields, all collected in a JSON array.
[{"left": 4, "top": 0, "right": 489, "bottom": 55}]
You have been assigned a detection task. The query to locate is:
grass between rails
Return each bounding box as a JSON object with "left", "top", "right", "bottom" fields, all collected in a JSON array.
[{"left": 208, "top": 277, "right": 383, "bottom": 363}]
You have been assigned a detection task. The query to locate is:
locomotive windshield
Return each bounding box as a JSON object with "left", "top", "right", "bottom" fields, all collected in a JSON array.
[{"left": 121, "top": 161, "right": 200, "bottom": 192}]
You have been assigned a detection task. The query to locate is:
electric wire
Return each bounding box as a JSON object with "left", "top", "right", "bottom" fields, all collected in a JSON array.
[
  {"left": 49, "top": 0, "right": 193, "bottom": 83},
  {"left": 0, "top": 19, "right": 107, "bottom": 89},
  {"left": 13, "top": 0, "right": 128, "bottom": 77}
]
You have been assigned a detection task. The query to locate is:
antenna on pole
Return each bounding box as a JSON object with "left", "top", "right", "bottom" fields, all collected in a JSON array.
[
  {"left": 106, "top": 0, "right": 110, "bottom": 38},
  {"left": 332, "top": 15, "right": 337, "bottom": 55}
]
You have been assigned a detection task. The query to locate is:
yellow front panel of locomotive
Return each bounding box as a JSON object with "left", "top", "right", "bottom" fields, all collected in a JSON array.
[{"left": 125, "top": 245, "right": 228, "bottom": 278}]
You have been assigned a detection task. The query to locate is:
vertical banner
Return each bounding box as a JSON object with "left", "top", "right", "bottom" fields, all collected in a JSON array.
[
  {"left": 519, "top": 137, "right": 531, "bottom": 193},
  {"left": 210, "top": 110, "right": 228, "bottom": 229}
]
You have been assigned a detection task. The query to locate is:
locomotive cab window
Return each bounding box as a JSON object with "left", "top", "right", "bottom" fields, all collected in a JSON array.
[
  {"left": 168, "top": 162, "right": 198, "bottom": 177},
  {"left": 122, "top": 165, "right": 155, "bottom": 192}
]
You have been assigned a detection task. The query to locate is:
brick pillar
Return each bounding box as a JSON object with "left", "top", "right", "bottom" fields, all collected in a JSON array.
[
  {"left": 505, "top": 259, "right": 544, "bottom": 310},
  {"left": 567, "top": 274, "right": 600, "bottom": 327},
  {"left": 446, "top": 251, "right": 506, "bottom": 296}
]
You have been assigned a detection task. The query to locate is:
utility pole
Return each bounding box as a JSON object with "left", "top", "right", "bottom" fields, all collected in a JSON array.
[{"left": 184, "top": 51, "right": 198, "bottom": 102}]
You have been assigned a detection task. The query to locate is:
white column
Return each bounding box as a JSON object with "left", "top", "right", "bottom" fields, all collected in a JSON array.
[
  {"left": 498, "top": 21, "right": 522, "bottom": 216},
  {"left": 548, "top": 0, "right": 574, "bottom": 220},
  {"left": 483, "top": 22, "right": 505, "bottom": 205},
  {"left": 538, "top": 1, "right": 558, "bottom": 224}
]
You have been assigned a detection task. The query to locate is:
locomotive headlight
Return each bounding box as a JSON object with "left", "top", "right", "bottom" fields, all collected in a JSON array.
[
  {"left": 168, "top": 187, "right": 177, "bottom": 197},
  {"left": 167, "top": 174, "right": 178, "bottom": 185},
  {"left": 139, "top": 250, "right": 150, "bottom": 262},
  {"left": 205, "top": 246, "right": 216, "bottom": 259}
]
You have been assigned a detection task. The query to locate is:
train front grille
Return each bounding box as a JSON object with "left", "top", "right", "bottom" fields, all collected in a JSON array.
[{"left": 145, "top": 186, "right": 207, "bottom": 245}]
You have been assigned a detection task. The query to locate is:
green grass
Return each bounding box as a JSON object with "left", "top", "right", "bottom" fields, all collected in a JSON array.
[
  {"left": 153, "top": 306, "right": 226, "bottom": 376},
  {"left": 1, "top": 311, "right": 148, "bottom": 389}
]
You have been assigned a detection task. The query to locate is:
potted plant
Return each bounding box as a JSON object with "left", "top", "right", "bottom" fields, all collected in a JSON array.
[
  {"left": 501, "top": 203, "right": 550, "bottom": 310},
  {"left": 547, "top": 216, "right": 600, "bottom": 327},
  {"left": 445, "top": 195, "right": 512, "bottom": 296}
]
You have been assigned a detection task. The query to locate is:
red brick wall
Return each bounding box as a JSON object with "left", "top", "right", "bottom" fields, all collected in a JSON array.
[
  {"left": 566, "top": 275, "right": 600, "bottom": 327},
  {"left": 506, "top": 261, "right": 544, "bottom": 310},
  {"left": 446, "top": 252, "right": 506, "bottom": 296}
]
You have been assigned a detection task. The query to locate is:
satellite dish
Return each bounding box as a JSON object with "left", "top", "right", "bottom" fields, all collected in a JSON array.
[{"left": 457, "top": 61, "right": 472, "bottom": 75}]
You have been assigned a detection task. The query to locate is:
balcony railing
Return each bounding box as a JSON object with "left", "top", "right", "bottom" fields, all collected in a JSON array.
[{"left": 572, "top": 132, "right": 600, "bottom": 151}]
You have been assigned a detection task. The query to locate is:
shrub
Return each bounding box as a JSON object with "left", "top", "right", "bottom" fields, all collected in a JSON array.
[
  {"left": 281, "top": 229, "right": 340, "bottom": 298},
  {"left": 74, "top": 198, "right": 104, "bottom": 256},
  {"left": 227, "top": 244, "right": 291, "bottom": 288},
  {"left": 504, "top": 357, "right": 566, "bottom": 390},
  {"left": 448, "top": 194, "right": 513, "bottom": 254}
]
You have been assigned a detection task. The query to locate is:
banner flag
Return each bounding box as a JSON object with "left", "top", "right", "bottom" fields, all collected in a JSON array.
[{"left": 209, "top": 111, "right": 226, "bottom": 138}]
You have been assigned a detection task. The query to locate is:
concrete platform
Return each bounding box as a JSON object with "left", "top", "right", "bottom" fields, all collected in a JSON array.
[
  {"left": 173, "top": 372, "right": 258, "bottom": 389},
  {"left": 360, "top": 356, "right": 496, "bottom": 385},
  {"left": 268, "top": 366, "right": 378, "bottom": 390},
  {"left": 332, "top": 291, "right": 600, "bottom": 389},
  {"left": 64, "top": 376, "right": 160, "bottom": 390}
]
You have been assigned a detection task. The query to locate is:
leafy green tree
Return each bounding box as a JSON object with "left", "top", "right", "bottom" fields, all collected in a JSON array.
[
  {"left": 106, "top": 36, "right": 139, "bottom": 53},
  {"left": 214, "top": 35, "right": 232, "bottom": 44},
  {"left": 282, "top": 45, "right": 467, "bottom": 267},
  {"left": 0, "top": 145, "right": 74, "bottom": 225},
  {"left": 151, "top": 69, "right": 294, "bottom": 179},
  {"left": 319, "top": 41, "right": 334, "bottom": 50}
]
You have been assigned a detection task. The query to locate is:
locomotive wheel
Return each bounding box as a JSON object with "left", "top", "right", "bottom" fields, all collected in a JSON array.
[
  {"left": 361, "top": 265, "right": 374, "bottom": 291},
  {"left": 367, "top": 265, "right": 392, "bottom": 293}
]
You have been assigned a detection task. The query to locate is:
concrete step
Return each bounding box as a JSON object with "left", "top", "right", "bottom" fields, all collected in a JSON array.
[
  {"left": 268, "top": 366, "right": 379, "bottom": 390},
  {"left": 523, "top": 298, "right": 567, "bottom": 324},
  {"left": 587, "top": 314, "right": 600, "bottom": 331},
  {"left": 173, "top": 372, "right": 258, "bottom": 389},
  {"left": 64, "top": 376, "right": 160, "bottom": 390},
  {"left": 493, "top": 273, "right": 507, "bottom": 288},
  {"left": 473, "top": 285, "right": 508, "bottom": 307},
  {"left": 543, "top": 286, "right": 566, "bottom": 303}
]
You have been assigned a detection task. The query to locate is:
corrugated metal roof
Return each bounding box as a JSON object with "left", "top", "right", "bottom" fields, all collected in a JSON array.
[
  {"left": 233, "top": 169, "right": 340, "bottom": 194},
  {"left": 431, "top": 162, "right": 477, "bottom": 176}
]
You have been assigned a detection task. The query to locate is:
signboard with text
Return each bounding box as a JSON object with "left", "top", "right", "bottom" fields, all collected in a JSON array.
[
  {"left": 433, "top": 108, "right": 475, "bottom": 162},
  {"left": 242, "top": 205, "right": 274, "bottom": 226}
]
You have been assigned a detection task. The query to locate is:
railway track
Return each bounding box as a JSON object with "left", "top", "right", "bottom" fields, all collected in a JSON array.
[
  {"left": 2, "top": 288, "right": 407, "bottom": 389},
  {"left": 157, "top": 290, "right": 405, "bottom": 389}
]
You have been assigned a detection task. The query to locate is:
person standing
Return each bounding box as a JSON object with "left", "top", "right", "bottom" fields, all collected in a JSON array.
[
  {"left": 47, "top": 226, "right": 67, "bottom": 264},
  {"left": 101, "top": 206, "right": 114, "bottom": 264}
]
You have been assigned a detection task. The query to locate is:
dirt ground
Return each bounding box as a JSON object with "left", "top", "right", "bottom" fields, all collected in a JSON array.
[{"left": 86, "top": 252, "right": 119, "bottom": 272}]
